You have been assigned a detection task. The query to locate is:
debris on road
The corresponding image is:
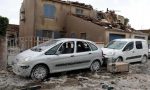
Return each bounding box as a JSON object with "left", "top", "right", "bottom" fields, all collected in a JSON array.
[{"left": 1, "top": 61, "right": 150, "bottom": 90}]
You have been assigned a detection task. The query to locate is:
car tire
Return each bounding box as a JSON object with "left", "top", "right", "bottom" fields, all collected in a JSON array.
[
  {"left": 141, "top": 55, "right": 147, "bottom": 64},
  {"left": 116, "top": 57, "right": 123, "bottom": 62},
  {"left": 90, "top": 60, "right": 101, "bottom": 72},
  {"left": 31, "top": 65, "right": 49, "bottom": 81}
]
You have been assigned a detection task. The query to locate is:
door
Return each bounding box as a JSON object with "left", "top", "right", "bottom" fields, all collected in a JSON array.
[
  {"left": 73, "top": 41, "right": 94, "bottom": 69},
  {"left": 135, "top": 41, "right": 144, "bottom": 61},
  {"left": 51, "top": 41, "right": 77, "bottom": 72},
  {"left": 122, "top": 41, "right": 138, "bottom": 63},
  {"left": 109, "top": 34, "right": 125, "bottom": 42}
]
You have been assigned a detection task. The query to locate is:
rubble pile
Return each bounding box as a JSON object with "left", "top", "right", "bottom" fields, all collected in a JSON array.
[{"left": 72, "top": 8, "right": 137, "bottom": 33}]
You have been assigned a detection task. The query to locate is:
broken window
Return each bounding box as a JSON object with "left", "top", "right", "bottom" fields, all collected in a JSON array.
[
  {"left": 58, "top": 41, "right": 74, "bottom": 54},
  {"left": 76, "top": 41, "right": 91, "bottom": 52}
]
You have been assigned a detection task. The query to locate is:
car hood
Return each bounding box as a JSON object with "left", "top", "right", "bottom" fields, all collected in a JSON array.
[
  {"left": 16, "top": 49, "right": 42, "bottom": 60},
  {"left": 101, "top": 48, "right": 119, "bottom": 56}
]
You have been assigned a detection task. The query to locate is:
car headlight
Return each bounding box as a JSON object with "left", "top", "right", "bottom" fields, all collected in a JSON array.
[{"left": 18, "top": 58, "right": 30, "bottom": 64}]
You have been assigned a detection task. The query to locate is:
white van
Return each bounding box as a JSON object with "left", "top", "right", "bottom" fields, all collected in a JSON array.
[{"left": 102, "top": 39, "right": 148, "bottom": 63}]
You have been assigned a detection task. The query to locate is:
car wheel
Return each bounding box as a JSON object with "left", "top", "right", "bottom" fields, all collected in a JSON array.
[
  {"left": 141, "top": 55, "right": 147, "bottom": 64},
  {"left": 31, "top": 65, "right": 48, "bottom": 80},
  {"left": 116, "top": 57, "right": 123, "bottom": 62},
  {"left": 90, "top": 60, "right": 101, "bottom": 72}
]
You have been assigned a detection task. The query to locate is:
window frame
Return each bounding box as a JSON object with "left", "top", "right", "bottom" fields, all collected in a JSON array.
[
  {"left": 80, "top": 33, "right": 86, "bottom": 39},
  {"left": 75, "top": 8, "right": 83, "bottom": 15},
  {"left": 57, "top": 41, "right": 75, "bottom": 54},
  {"left": 87, "top": 42, "right": 98, "bottom": 51},
  {"left": 123, "top": 42, "right": 134, "bottom": 51},
  {"left": 76, "top": 41, "right": 91, "bottom": 53},
  {"left": 44, "top": 4, "right": 56, "bottom": 19},
  {"left": 136, "top": 41, "right": 143, "bottom": 49},
  {"left": 45, "top": 43, "right": 62, "bottom": 55}
]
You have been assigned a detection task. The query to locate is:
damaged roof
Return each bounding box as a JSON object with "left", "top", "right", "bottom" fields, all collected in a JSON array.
[
  {"left": 43, "top": 0, "right": 93, "bottom": 10},
  {"left": 72, "top": 14, "right": 146, "bottom": 34}
]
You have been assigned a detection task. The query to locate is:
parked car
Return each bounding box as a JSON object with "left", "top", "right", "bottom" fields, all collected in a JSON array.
[
  {"left": 102, "top": 39, "right": 148, "bottom": 63},
  {"left": 12, "top": 38, "right": 103, "bottom": 80}
]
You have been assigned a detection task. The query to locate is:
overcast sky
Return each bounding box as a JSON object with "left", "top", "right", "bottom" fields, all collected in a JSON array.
[{"left": 0, "top": 0, "right": 149, "bottom": 30}]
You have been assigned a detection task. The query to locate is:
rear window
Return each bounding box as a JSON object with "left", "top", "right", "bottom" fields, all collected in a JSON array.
[{"left": 136, "top": 41, "right": 143, "bottom": 49}]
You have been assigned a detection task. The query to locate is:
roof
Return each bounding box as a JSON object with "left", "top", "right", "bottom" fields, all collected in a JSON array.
[
  {"left": 47, "top": 0, "right": 93, "bottom": 10},
  {"left": 55, "top": 38, "right": 95, "bottom": 43},
  {"left": 114, "top": 38, "right": 147, "bottom": 42}
]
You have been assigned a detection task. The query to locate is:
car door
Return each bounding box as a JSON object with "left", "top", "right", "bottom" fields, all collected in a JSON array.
[
  {"left": 72, "top": 41, "right": 95, "bottom": 69},
  {"left": 49, "top": 41, "right": 78, "bottom": 73},
  {"left": 135, "top": 41, "right": 144, "bottom": 61},
  {"left": 122, "top": 41, "right": 138, "bottom": 63}
]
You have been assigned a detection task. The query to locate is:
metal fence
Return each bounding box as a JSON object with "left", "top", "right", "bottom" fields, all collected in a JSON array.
[
  {"left": 7, "top": 37, "right": 51, "bottom": 54},
  {"left": 7, "top": 37, "right": 51, "bottom": 66}
]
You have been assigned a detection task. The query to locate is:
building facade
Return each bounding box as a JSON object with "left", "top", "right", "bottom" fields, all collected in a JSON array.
[
  {"left": 7, "top": 24, "right": 19, "bottom": 39},
  {"left": 20, "top": 0, "right": 148, "bottom": 45},
  {"left": 20, "top": 0, "right": 95, "bottom": 38}
]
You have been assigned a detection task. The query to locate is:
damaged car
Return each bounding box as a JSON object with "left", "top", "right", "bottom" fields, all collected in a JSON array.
[
  {"left": 12, "top": 38, "right": 103, "bottom": 80},
  {"left": 102, "top": 39, "right": 148, "bottom": 63}
]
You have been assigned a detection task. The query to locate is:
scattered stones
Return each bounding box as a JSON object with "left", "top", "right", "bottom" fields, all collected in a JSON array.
[
  {"left": 1, "top": 60, "right": 150, "bottom": 89},
  {"left": 102, "top": 84, "right": 109, "bottom": 89},
  {"left": 101, "top": 75, "right": 111, "bottom": 79}
]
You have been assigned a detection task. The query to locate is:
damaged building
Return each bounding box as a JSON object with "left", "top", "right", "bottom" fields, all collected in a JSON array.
[{"left": 19, "top": 0, "right": 148, "bottom": 45}]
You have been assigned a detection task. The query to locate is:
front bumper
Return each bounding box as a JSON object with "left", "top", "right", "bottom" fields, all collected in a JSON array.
[
  {"left": 12, "top": 64, "right": 32, "bottom": 77},
  {"left": 103, "top": 55, "right": 118, "bottom": 64}
]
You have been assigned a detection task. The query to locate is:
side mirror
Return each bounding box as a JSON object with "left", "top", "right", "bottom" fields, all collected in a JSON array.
[{"left": 123, "top": 48, "right": 129, "bottom": 52}]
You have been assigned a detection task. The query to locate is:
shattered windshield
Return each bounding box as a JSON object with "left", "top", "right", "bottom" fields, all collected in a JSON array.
[
  {"left": 31, "top": 40, "right": 59, "bottom": 52},
  {"left": 106, "top": 41, "right": 127, "bottom": 50}
]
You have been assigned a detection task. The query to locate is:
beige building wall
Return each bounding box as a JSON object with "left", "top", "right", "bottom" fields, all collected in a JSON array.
[
  {"left": 131, "top": 33, "right": 148, "bottom": 40},
  {"left": 20, "top": 0, "right": 94, "bottom": 38},
  {"left": 19, "top": 0, "right": 35, "bottom": 37},
  {"left": 66, "top": 15, "right": 106, "bottom": 43}
]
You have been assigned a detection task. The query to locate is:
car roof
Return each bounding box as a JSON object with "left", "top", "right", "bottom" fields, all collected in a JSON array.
[
  {"left": 114, "top": 38, "right": 147, "bottom": 42},
  {"left": 55, "top": 38, "right": 94, "bottom": 43}
]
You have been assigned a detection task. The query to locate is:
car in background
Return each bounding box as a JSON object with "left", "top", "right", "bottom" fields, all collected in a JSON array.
[
  {"left": 12, "top": 38, "right": 103, "bottom": 80},
  {"left": 102, "top": 39, "right": 148, "bottom": 63}
]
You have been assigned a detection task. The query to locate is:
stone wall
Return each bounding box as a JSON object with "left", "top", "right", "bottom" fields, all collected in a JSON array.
[{"left": 0, "top": 37, "right": 7, "bottom": 70}]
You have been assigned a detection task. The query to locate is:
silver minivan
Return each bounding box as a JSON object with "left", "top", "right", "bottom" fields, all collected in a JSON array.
[
  {"left": 102, "top": 39, "right": 148, "bottom": 63},
  {"left": 12, "top": 38, "right": 103, "bottom": 80}
]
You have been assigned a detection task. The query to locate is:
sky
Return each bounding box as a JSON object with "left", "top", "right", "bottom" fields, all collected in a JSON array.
[{"left": 0, "top": 0, "right": 149, "bottom": 30}]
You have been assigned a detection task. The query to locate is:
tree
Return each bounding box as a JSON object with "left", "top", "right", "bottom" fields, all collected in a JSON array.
[
  {"left": 0, "top": 16, "right": 8, "bottom": 70},
  {"left": 0, "top": 16, "right": 9, "bottom": 36}
]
